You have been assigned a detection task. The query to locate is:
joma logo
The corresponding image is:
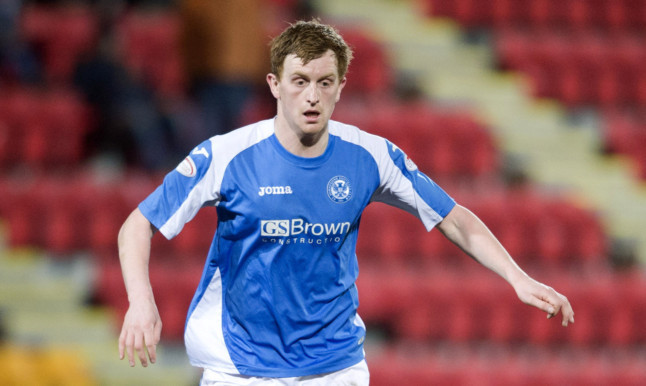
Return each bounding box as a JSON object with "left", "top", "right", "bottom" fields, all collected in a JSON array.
[{"left": 258, "top": 185, "right": 293, "bottom": 196}]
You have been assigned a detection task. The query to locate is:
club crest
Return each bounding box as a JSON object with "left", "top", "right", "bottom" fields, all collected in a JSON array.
[{"left": 327, "top": 175, "right": 352, "bottom": 203}]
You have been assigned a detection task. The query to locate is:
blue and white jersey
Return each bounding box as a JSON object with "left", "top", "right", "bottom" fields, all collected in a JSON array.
[{"left": 139, "top": 118, "right": 456, "bottom": 377}]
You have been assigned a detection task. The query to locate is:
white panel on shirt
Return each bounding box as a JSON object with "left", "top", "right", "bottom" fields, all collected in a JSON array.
[
  {"left": 329, "top": 120, "right": 446, "bottom": 231},
  {"left": 185, "top": 267, "right": 239, "bottom": 373},
  {"left": 159, "top": 120, "right": 275, "bottom": 239}
]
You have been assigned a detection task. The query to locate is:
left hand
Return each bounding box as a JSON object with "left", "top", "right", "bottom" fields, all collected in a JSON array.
[{"left": 513, "top": 276, "right": 574, "bottom": 327}]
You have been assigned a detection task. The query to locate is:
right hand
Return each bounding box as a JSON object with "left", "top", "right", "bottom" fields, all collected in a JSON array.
[{"left": 118, "top": 297, "right": 163, "bottom": 367}]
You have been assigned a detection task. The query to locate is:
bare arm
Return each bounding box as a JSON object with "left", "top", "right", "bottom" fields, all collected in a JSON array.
[
  {"left": 117, "top": 208, "right": 162, "bottom": 367},
  {"left": 437, "top": 204, "right": 574, "bottom": 326}
]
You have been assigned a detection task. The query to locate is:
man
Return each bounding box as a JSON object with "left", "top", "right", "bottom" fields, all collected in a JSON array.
[{"left": 117, "top": 20, "right": 574, "bottom": 385}]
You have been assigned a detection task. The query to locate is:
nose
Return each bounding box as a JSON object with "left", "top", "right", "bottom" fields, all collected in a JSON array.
[{"left": 306, "top": 83, "right": 319, "bottom": 104}]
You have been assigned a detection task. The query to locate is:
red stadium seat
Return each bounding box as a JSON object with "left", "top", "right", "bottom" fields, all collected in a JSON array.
[
  {"left": 3, "top": 180, "right": 42, "bottom": 247},
  {"left": 115, "top": 9, "right": 186, "bottom": 97},
  {"left": 490, "top": 0, "right": 525, "bottom": 29},
  {"left": 39, "top": 90, "right": 90, "bottom": 165},
  {"left": 339, "top": 27, "right": 395, "bottom": 98},
  {"left": 567, "top": 276, "right": 614, "bottom": 346},
  {"left": 20, "top": 4, "right": 99, "bottom": 83},
  {"left": 0, "top": 88, "right": 90, "bottom": 170},
  {"left": 42, "top": 186, "right": 81, "bottom": 254},
  {"left": 171, "top": 207, "right": 218, "bottom": 257},
  {"left": 494, "top": 29, "right": 533, "bottom": 71},
  {"left": 394, "top": 274, "right": 455, "bottom": 341}
]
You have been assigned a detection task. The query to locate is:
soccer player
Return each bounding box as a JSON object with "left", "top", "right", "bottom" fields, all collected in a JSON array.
[{"left": 117, "top": 19, "right": 574, "bottom": 385}]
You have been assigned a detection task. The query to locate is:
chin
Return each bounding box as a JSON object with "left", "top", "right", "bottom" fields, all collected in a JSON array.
[{"left": 303, "top": 125, "right": 327, "bottom": 136}]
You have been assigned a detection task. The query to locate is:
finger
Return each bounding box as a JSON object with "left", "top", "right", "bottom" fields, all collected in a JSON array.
[
  {"left": 125, "top": 331, "right": 135, "bottom": 367},
  {"left": 546, "top": 302, "right": 560, "bottom": 319},
  {"left": 524, "top": 293, "right": 557, "bottom": 316},
  {"left": 560, "top": 300, "right": 575, "bottom": 327},
  {"left": 135, "top": 332, "right": 148, "bottom": 367},
  {"left": 118, "top": 327, "right": 126, "bottom": 360},
  {"left": 154, "top": 318, "right": 163, "bottom": 343},
  {"left": 144, "top": 328, "right": 157, "bottom": 365},
  {"left": 152, "top": 319, "right": 163, "bottom": 363}
]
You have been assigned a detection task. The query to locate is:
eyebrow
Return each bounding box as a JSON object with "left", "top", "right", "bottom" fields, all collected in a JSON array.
[{"left": 292, "top": 71, "right": 338, "bottom": 81}]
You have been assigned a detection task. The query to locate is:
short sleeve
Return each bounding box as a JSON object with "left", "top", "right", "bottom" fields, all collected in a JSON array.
[
  {"left": 139, "top": 139, "right": 218, "bottom": 239},
  {"left": 371, "top": 139, "right": 456, "bottom": 231}
]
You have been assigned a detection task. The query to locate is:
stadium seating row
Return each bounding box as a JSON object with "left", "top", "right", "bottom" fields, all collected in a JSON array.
[
  {"left": 93, "top": 257, "right": 646, "bottom": 347},
  {"left": 357, "top": 188, "right": 609, "bottom": 269},
  {"left": 495, "top": 30, "right": 646, "bottom": 108},
  {"left": 19, "top": 3, "right": 185, "bottom": 96},
  {"left": 368, "top": 344, "right": 646, "bottom": 386},
  {"left": 421, "top": 0, "right": 646, "bottom": 33},
  {"left": 0, "top": 173, "right": 160, "bottom": 254},
  {"left": 0, "top": 88, "right": 90, "bottom": 169},
  {"left": 358, "top": 265, "right": 646, "bottom": 347},
  {"left": 332, "top": 100, "right": 501, "bottom": 182},
  {"left": 0, "top": 172, "right": 608, "bottom": 269}
]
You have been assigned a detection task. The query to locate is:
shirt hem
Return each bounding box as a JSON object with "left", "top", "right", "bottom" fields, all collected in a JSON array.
[{"left": 195, "top": 352, "right": 365, "bottom": 379}]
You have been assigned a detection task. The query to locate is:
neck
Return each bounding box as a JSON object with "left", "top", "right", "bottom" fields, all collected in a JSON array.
[{"left": 273, "top": 119, "right": 329, "bottom": 158}]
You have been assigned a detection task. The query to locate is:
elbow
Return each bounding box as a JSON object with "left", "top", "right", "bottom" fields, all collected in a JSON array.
[
  {"left": 117, "top": 219, "right": 129, "bottom": 249},
  {"left": 437, "top": 204, "right": 484, "bottom": 246},
  {"left": 117, "top": 214, "right": 132, "bottom": 251}
]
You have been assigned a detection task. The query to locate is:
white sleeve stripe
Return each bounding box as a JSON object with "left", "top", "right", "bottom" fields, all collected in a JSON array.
[
  {"left": 329, "top": 120, "right": 453, "bottom": 231},
  {"left": 158, "top": 120, "right": 275, "bottom": 238}
]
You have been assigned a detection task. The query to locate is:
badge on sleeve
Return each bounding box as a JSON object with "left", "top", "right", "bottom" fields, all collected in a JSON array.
[{"left": 176, "top": 156, "right": 197, "bottom": 177}]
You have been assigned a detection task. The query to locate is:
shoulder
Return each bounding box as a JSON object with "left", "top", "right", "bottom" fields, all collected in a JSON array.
[
  {"left": 206, "top": 119, "right": 274, "bottom": 163},
  {"left": 328, "top": 119, "right": 389, "bottom": 158},
  {"left": 211, "top": 119, "right": 275, "bottom": 152},
  {"left": 174, "top": 119, "right": 274, "bottom": 179},
  {"left": 328, "top": 119, "right": 421, "bottom": 181}
]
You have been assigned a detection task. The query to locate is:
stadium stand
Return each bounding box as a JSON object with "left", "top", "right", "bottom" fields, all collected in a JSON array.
[
  {"left": 0, "top": 0, "right": 645, "bottom": 384},
  {"left": 424, "top": 0, "right": 646, "bottom": 180}
]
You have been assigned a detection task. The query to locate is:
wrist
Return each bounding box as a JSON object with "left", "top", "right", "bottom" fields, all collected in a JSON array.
[
  {"left": 505, "top": 266, "right": 530, "bottom": 289},
  {"left": 126, "top": 286, "right": 155, "bottom": 304}
]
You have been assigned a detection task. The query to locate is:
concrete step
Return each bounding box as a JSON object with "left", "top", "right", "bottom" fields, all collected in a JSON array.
[{"left": 0, "top": 248, "right": 197, "bottom": 385}]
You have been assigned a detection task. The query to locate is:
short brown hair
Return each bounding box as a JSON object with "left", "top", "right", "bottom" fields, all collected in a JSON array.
[{"left": 269, "top": 19, "right": 353, "bottom": 80}]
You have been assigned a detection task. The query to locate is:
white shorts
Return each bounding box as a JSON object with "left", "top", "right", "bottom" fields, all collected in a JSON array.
[{"left": 200, "top": 360, "right": 370, "bottom": 386}]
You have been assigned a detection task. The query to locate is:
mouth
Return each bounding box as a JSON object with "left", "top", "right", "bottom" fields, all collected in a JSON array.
[{"left": 303, "top": 110, "right": 321, "bottom": 122}]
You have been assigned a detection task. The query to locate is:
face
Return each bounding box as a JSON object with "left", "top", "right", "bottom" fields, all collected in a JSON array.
[{"left": 267, "top": 50, "right": 346, "bottom": 142}]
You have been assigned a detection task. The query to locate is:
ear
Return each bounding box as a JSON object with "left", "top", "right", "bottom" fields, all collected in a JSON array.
[
  {"left": 335, "top": 77, "right": 347, "bottom": 102},
  {"left": 267, "top": 73, "right": 280, "bottom": 99}
]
